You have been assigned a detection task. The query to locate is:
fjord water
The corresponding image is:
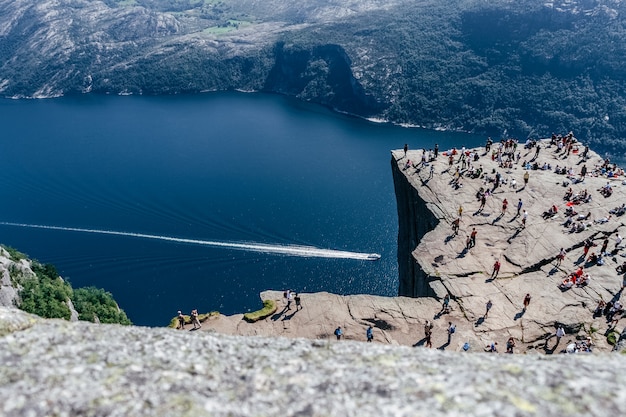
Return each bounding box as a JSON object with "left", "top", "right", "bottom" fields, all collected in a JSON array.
[{"left": 0, "top": 92, "right": 481, "bottom": 326}]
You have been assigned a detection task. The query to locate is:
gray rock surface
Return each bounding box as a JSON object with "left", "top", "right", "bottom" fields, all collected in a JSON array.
[
  {"left": 0, "top": 247, "right": 24, "bottom": 308},
  {"left": 1, "top": 306, "right": 625, "bottom": 417},
  {"left": 199, "top": 290, "right": 536, "bottom": 353}
]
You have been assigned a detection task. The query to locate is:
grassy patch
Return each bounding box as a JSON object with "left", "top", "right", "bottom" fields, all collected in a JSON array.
[
  {"left": 243, "top": 299, "right": 276, "bottom": 323},
  {"left": 168, "top": 311, "right": 220, "bottom": 328},
  {"left": 607, "top": 330, "right": 620, "bottom": 346}
]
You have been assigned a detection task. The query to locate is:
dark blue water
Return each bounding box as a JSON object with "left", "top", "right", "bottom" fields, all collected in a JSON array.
[{"left": 0, "top": 92, "right": 482, "bottom": 326}]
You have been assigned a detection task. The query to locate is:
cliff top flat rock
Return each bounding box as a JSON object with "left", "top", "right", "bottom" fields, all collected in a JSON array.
[{"left": 391, "top": 138, "right": 626, "bottom": 351}]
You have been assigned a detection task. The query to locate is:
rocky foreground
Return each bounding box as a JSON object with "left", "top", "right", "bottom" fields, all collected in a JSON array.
[
  {"left": 1, "top": 307, "right": 626, "bottom": 417},
  {"left": 200, "top": 140, "right": 626, "bottom": 354}
]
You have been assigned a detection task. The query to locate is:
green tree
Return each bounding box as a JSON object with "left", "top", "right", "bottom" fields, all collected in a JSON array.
[{"left": 72, "top": 287, "right": 132, "bottom": 325}]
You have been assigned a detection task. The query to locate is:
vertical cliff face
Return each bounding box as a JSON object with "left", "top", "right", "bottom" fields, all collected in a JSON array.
[
  {"left": 263, "top": 42, "right": 384, "bottom": 116},
  {"left": 391, "top": 155, "right": 439, "bottom": 297}
]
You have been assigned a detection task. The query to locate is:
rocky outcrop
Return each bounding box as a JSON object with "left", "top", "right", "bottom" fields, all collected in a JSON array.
[
  {"left": 1, "top": 306, "right": 625, "bottom": 416},
  {"left": 391, "top": 140, "right": 626, "bottom": 351},
  {"left": 0, "top": 247, "right": 28, "bottom": 308}
]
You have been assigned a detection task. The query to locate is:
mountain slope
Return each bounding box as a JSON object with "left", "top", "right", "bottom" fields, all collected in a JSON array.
[{"left": 2, "top": 0, "right": 626, "bottom": 156}]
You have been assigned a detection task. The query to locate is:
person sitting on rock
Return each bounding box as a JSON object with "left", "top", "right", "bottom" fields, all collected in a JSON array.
[
  {"left": 564, "top": 187, "right": 573, "bottom": 201},
  {"left": 506, "top": 337, "right": 516, "bottom": 354},
  {"left": 607, "top": 301, "right": 623, "bottom": 323},
  {"left": 562, "top": 217, "right": 573, "bottom": 229},
  {"left": 543, "top": 204, "right": 558, "bottom": 219},
  {"left": 593, "top": 300, "right": 607, "bottom": 318},
  {"left": 576, "top": 273, "right": 590, "bottom": 286},
  {"left": 486, "top": 342, "right": 498, "bottom": 353},
  {"left": 596, "top": 254, "right": 605, "bottom": 266},
  {"left": 560, "top": 275, "right": 575, "bottom": 290},
  {"left": 616, "top": 261, "right": 626, "bottom": 274},
  {"left": 587, "top": 252, "right": 598, "bottom": 265},
  {"left": 610, "top": 204, "right": 626, "bottom": 216},
  {"left": 600, "top": 182, "right": 613, "bottom": 197}
]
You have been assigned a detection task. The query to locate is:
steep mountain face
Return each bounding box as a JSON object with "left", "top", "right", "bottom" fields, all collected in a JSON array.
[{"left": 2, "top": 0, "right": 626, "bottom": 155}]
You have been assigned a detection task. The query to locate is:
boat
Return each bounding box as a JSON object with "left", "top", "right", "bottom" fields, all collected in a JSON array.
[{"left": 366, "top": 253, "right": 381, "bottom": 261}]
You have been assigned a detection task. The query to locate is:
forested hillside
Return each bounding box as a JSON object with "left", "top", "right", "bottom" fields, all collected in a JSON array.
[{"left": 1, "top": 0, "right": 626, "bottom": 157}]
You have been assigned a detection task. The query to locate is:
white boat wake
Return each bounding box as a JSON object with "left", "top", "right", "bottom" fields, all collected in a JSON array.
[{"left": 0, "top": 222, "right": 381, "bottom": 261}]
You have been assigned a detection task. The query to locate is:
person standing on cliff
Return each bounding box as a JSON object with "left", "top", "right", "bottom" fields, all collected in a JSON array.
[
  {"left": 434, "top": 143, "right": 439, "bottom": 158},
  {"left": 458, "top": 205, "right": 463, "bottom": 218},
  {"left": 491, "top": 259, "right": 501, "bottom": 279},
  {"left": 556, "top": 248, "right": 566, "bottom": 266},
  {"left": 523, "top": 171, "right": 530, "bottom": 186},
  {"left": 424, "top": 320, "right": 433, "bottom": 348},
  {"left": 294, "top": 293, "right": 302, "bottom": 310},
  {"left": 451, "top": 218, "right": 460, "bottom": 235},
  {"left": 601, "top": 238, "right": 609, "bottom": 255},
  {"left": 484, "top": 300, "right": 493, "bottom": 318},
  {"left": 470, "top": 228, "right": 477, "bottom": 248},
  {"left": 523, "top": 293, "right": 531, "bottom": 311},
  {"left": 447, "top": 322, "right": 456, "bottom": 344},
  {"left": 555, "top": 326, "right": 565, "bottom": 346},
  {"left": 366, "top": 325, "right": 374, "bottom": 342},
  {"left": 501, "top": 198, "right": 508, "bottom": 215},
  {"left": 177, "top": 310, "right": 185, "bottom": 330},
  {"left": 522, "top": 209, "right": 528, "bottom": 228},
  {"left": 334, "top": 326, "right": 343, "bottom": 340},
  {"left": 517, "top": 198, "right": 523, "bottom": 216},
  {"left": 191, "top": 309, "right": 201, "bottom": 330},
  {"left": 442, "top": 294, "right": 451, "bottom": 313},
  {"left": 403, "top": 143, "right": 408, "bottom": 157},
  {"left": 478, "top": 194, "right": 487, "bottom": 212}
]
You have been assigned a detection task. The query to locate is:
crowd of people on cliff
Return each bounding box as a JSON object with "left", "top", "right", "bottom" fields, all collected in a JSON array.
[{"left": 398, "top": 132, "right": 626, "bottom": 354}]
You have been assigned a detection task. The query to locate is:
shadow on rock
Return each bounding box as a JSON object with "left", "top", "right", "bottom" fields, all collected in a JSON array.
[
  {"left": 282, "top": 311, "right": 297, "bottom": 321},
  {"left": 413, "top": 337, "right": 427, "bottom": 347}
]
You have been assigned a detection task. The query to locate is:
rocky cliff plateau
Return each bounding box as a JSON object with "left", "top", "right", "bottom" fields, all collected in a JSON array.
[{"left": 199, "top": 139, "right": 626, "bottom": 355}]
